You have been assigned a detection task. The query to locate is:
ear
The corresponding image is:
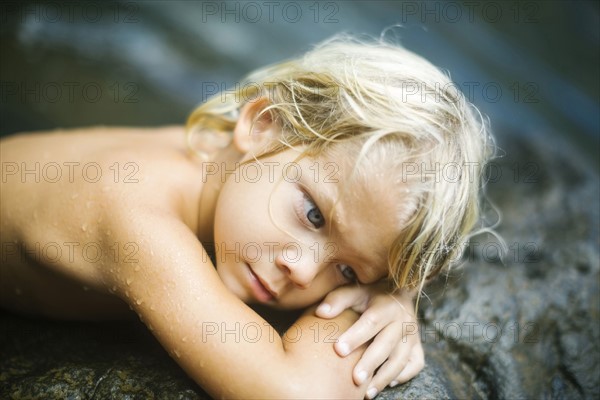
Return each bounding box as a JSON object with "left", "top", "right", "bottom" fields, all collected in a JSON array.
[{"left": 233, "top": 97, "right": 277, "bottom": 155}]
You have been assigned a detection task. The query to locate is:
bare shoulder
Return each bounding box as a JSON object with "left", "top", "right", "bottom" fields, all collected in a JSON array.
[
  {"left": 2, "top": 125, "right": 199, "bottom": 238},
  {"left": 1, "top": 125, "right": 198, "bottom": 229}
]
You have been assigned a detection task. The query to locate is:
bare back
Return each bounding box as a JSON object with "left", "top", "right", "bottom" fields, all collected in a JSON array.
[{"left": 0, "top": 126, "right": 203, "bottom": 320}]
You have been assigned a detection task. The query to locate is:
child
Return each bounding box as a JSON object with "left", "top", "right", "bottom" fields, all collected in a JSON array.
[{"left": 0, "top": 34, "right": 492, "bottom": 399}]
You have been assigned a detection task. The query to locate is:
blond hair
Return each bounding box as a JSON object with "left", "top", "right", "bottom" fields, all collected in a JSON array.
[{"left": 187, "top": 33, "right": 496, "bottom": 302}]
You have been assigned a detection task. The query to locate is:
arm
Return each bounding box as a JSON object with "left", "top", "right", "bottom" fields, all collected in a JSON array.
[{"left": 105, "top": 210, "right": 369, "bottom": 399}]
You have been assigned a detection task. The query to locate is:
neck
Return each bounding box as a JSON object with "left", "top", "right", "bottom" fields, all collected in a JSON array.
[{"left": 196, "top": 144, "right": 243, "bottom": 246}]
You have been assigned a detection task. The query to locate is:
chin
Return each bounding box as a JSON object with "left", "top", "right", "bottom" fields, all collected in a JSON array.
[
  {"left": 268, "top": 299, "right": 314, "bottom": 311},
  {"left": 218, "top": 270, "right": 249, "bottom": 302}
]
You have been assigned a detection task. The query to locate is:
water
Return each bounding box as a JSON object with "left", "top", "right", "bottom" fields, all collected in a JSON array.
[{"left": 1, "top": 1, "right": 597, "bottom": 166}]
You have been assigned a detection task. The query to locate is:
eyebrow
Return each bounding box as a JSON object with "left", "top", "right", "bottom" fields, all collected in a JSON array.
[
  {"left": 298, "top": 172, "right": 339, "bottom": 233},
  {"left": 298, "top": 173, "right": 387, "bottom": 284}
]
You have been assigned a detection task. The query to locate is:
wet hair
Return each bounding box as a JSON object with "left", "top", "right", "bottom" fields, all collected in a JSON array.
[{"left": 186, "top": 33, "right": 496, "bottom": 304}]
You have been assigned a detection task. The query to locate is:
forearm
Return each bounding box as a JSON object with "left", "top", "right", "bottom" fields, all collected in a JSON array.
[
  {"left": 106, "top": 213, "right": 367, "bottom": 398},
  {"left": 130, "top": 280, "right": 366, "bottom": 398},
  {"left": 278, "top": 307, "right": 368, "bottom": 398}
]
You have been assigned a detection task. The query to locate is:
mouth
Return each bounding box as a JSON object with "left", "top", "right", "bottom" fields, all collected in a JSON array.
[{"left": 246, "top": 263, "right": 277, "bottom": 303}]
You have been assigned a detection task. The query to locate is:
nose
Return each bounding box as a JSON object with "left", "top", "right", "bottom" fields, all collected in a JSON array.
[{"left": 275, "top": 244, "right": 325, "bottom": 289}]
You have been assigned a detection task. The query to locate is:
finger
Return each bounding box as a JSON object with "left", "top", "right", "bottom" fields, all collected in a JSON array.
[
  {"left": 351, "top": 323, "right": 402, "bottom": 385},
  {"left": 335, "top": 308, "right": 387, "bottom": 357},
  {"left": 364, "top": 322, "right": 423, "bottom": 393},
  {"left": 336, "top": 293, "right": 403, "bottom": 355},
  {"left": 394, "top": 342, "right": 425, "bottom": 384},
  {"left": 363, "top": 334, "right": 413, "bottom": 398},
  {"left": 369, "top": 344, "right": 410, "bottom": 389},
  {"left": 315, "top": 285, "right": 366, "bottom": 318}
]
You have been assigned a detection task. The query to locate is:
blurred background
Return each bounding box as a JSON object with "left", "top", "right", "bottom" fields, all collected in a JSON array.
[{"left": 1, "top": 0, "right": 598, "bottom": 166}]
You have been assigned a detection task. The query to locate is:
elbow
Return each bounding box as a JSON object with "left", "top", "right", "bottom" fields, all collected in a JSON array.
[
  {"left": 291, "top": 383, "right": 364, "bottom": 400},
  {"left": 261, "top": 369, "right": 366, "bottom": 399}
]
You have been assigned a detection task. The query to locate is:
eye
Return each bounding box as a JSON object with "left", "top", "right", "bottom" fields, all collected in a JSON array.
[
  {"left": 337, "top": 264, "right": 358, "bottom": 283},
  {"left": 301, "top": 193, "right": 325, "bottom": 229}
]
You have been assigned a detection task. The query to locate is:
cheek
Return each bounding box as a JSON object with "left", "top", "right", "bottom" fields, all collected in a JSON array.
[
  {"left": 214, "top": 180, "right": 261, "bottom": 239},
  {"left": 214, "top": 178, "right": 289, "bottom": 266}
]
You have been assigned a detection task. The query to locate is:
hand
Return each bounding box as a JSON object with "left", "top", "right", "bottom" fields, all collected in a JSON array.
[{"left": 315, "top": 282, "right": 424, "bottom": 399}]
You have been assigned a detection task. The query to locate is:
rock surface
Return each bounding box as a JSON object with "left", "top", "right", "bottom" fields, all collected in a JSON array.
[{"left": 1, "top": 130, "right": 598, "bottom": 399}]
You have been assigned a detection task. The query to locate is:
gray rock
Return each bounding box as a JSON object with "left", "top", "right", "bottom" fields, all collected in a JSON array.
[{"left": 387, "top": 131, "right": 600, "bottom": 400}]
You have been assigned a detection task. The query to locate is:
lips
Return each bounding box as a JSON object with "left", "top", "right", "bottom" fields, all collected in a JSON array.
[{"left": 246, "top": 264, "right": 277, "bottom": 303}]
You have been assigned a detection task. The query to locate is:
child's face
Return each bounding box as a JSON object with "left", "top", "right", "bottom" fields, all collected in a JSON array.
[{"left": 213, "top": 146, "right": 404, "bottom": 309}]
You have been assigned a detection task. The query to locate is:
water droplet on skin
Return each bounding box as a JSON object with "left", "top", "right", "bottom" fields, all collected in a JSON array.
[
  {"left": 148, "top": 323, "right": 154, "bottom": 332},
  {"left": 150, "top": 250, "right": 154, "bottom": 256},
  {"left": 126, "top": 277, "right": 133, "bottom": 286},
  {"left": 181, "top": 336, "right": 187, "bottom": 343},
  {"left": 135, "top": 298, "right": 143, "bottom": 305},
  {"left": 110, "top": 285, "right": 117, "bottom": 293},
  {"left": 81, "top": 224, "right": 87, "bottom": 232},
  {"left": 125, "top": 290, "right": 130, "bottom": 298},
  {"left": 150, "top": 305, "right": 156, "bottom": 311},
  {"left": 173, "top": 350, "right": 181, "bottom": 359},
  {"left": 134, "top": 265, "right": 140, "bottom": 272}
]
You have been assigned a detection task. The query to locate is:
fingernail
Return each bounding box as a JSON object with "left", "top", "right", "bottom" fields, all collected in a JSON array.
[
  {"left": 356, "top": 369, "right": 368, "bottom": 384},
  {"left": 317, "top": 303, "right": 331, "bottom": 314},
  {"left": 390, "top": 380, "right": 399, "bottom": 387},
  {"left": 366, "top": 387, "right": 378, "bottom": 399},
  {"left": 336, "top": 341, "right": 350, "bottom": 356}
]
